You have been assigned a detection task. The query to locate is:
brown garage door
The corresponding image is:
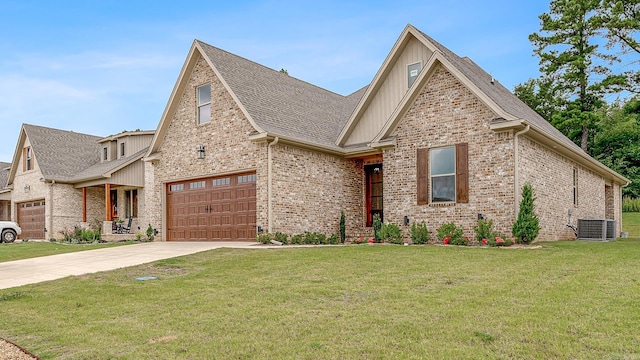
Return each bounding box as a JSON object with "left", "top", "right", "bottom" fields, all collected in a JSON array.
[
  {"left": 166, "top": 173, "right": 256, "bottom": 241},
  {"left": 17, "top": 200, "right": 46, "bottom": 239}
]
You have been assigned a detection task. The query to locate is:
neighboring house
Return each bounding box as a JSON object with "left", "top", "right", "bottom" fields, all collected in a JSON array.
[
  {"left": 0, "top": 162, "right": 10, "bottom": 221},
  {"left": 5, "top": 124, "right": 154, "bottom": 240},
  {"left": 143, "top": 24, "right": 628, "bottom": 242}
]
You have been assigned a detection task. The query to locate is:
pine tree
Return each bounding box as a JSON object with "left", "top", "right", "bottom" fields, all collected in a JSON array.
[
  {"left": 339, "top": 210, "right": 346, "bottom": 244},
  {"left": 512, "top": 184, "right": 540, "bottom": 244}
]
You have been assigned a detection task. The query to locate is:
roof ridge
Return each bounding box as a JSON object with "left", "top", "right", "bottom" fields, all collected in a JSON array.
[{"left": 195, "top": 40, "right": 349, "bottom": 98}]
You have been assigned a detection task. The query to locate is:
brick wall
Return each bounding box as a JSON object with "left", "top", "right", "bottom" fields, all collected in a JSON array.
[
  {"left": 271, "top": 144, "right": 362, "bottom": 238},
  {"left": 518, "top": 136, "right": 611, "bottom": 240},
  {"left": 150, "top": 54, "right": 266, "bottom": 240},
  {"left": 384, "top": 64, "right": 515, "bottom": 242}
]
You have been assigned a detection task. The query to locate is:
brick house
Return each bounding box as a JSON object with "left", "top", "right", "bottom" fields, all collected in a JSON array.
[
  {"left": 144, "top": 24, "right": 628, "bottom": 242},
  {"left": 4, "top": 124, "right": 154, "bottom": 240}
]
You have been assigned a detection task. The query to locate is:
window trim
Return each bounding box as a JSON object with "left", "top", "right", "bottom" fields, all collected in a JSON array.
[
  {"left": 120, "top": 142, "right": 125, "bottom": 158},
  {"left": 103, "top": 147, "right": 108, "bottom": 161},
  {"left": 25, "top": 147, "right": 32, "bottom": 171},
  {"left": 197, "top": 83, "right": 211, "bottom": 125}
]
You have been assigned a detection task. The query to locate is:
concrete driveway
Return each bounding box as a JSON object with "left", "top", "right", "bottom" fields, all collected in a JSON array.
[{"left": 0, "top": 241, "right": 258, "bottom": 290}]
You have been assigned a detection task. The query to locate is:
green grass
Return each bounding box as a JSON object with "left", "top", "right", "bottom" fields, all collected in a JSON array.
[
  {"left": 0, "top": 242, "right": 130, "bottom": 263},
  {"left": 1, "top": 241, "right": 640, "bottom": 359},
  {"left": 623, "top": 212, "right": 640, "bottom": 238}
]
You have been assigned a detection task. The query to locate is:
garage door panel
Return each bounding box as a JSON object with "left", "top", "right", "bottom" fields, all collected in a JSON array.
[{"left": 166, "top": 173, "right": 256, "bottom": 241}]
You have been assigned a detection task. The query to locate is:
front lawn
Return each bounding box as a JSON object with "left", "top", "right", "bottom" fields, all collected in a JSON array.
[
  {"left": 0, "top": 242, "right": 130, "bottom": 263},
  {"left": 1, "top": 240, "right": 639, "bottom": 359}
]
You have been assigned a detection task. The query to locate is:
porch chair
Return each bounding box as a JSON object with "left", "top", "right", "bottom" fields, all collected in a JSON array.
[{"left": 120, "top": 217, "right": 133, "bottom": 234}]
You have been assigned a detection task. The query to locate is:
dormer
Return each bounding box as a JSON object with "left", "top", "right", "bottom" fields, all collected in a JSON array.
[{"left": 99, "top": 130, "right": 155, "bottom": 162}]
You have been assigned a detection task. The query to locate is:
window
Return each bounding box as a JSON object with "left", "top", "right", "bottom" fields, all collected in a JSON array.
[
  {"left": 430, "top": 147, "right": 456, "bottom": 202},
  {"left": 197, "top": 84, "right": 211, "bottom": 124},
  {"left": 238, "top": 174, "right": 257, "bottom": 183},
  {"left": 103, "top": 147, "right": 108, "bottom": 161},
  {"left": 417, "top": 143, "right": 468, "bottom": 205},
  {"left": 169, "top": 184, "right": 184, "bottom": 191},
  {"left": 24, "top": 147, "right": 32, "bottom": 171},
  {"left": 190, "top": 181, "right": 206, "bottom": 189},
  {"left": 408, "top": 62, "right": 421, "bottom": 88},
  {"left": 573, "top": 168, "right": 578, "bottom": 206},
  {"left": 120, "top": 142, "right": 125, "bottom": 157},
  {"left": 125, "top": 189, "right": 138, "bottom": 218},
  {"left": 213, "top": 178, "right": 230, "bottom": 186}
]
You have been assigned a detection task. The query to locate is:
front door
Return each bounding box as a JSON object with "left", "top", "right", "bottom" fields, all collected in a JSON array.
[{"left": 365, "top": 164, "right": 383, "bottom": 227}]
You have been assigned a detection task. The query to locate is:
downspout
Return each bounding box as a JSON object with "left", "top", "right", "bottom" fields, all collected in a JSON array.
[
  {"left": 49, "top": 180, "right": 55, "bottom": 240},
  {"left": 267, "top": 137, "right": 279, "bottom": 233},
  {"left": 513, "top": 125, "right": 530, "bottom": 220}
]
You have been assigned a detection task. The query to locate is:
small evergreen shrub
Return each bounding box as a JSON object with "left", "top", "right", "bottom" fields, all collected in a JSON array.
[
  {"left": 512, "top": 183, "right": 540, "bottom": 244},
  {"left": 436, "top": 222, "right": 466, "bottom": 245},
  {"left": 291, "top": 234, "right": 303, "bottom": 245},
  {"left": 379, "top": 222, "right": 403, "bottom": 244},
  {"left": 274, "top": 232, "right": 289, "bottom": 245},
  {"left": 328, "top": 234, "right": 340, "bottom": 245},
  {"left": 410, "top": 221, "right": 430, "bottom": 244},
  {"left": 372, "top": 214, "right": 382, "bottom": 242},
  {"left": 473, "top": 219, "right": 494, "bottom": 243},
  {"left": 340, "top": 211, "right": 346, "bottom": 243},
  {"left": 256, "top": 232, "right": 273, "bottom": 244}
]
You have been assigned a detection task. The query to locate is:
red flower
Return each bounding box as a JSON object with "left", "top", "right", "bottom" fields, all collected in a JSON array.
[
  {"left": 367, "top": 237, "right": 374, "bottom": 243},
  {"left": 443, "top": 237, "right": 450, "bottom": 245},
  {"left": 355, "top": 237, "right": 363, "bottom": 244},
  {"left": 482, "top": 238, "right": 488, "bottom": 245},
  {"left": 496, "top": 237, "right": 504, "bottom": 244}
]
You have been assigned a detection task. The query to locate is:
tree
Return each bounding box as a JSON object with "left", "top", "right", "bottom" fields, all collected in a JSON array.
[
  {"left": 512, "top": 184, "right": 540, "bottom": 244},
  {"left": 599, "top": 0, "right": 640, "bottom": 93},
  {"left": 514, "top": 76, "right": 566, "bottom": 121},
  {"left": 592, "top": 97, "right": 640, "bottom": 197},
  {"left": 529, "top": 0, "right": 625, "bottom": 152}
]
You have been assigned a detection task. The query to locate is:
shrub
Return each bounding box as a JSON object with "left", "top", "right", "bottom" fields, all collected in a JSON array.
[
  {"left": 146, "top": 224, "right": 155, "bottom": 241},
  {"left": 339, "top": 211, "right": 346, "bottom": 243},
  {"left": 256, "top": 232, "right": 272, "bottom": 244},
  {"left": 379, "top": 222, "right": 403, "bottom": 244},
  {"left": 274, "top": 232, "right": 289, "bottom": 245},
  {"left": 410, "top": 221, "right": 430, "bottom": 244},
  {"left": 623, "top": 197, "right": 640, "bottom": 212},
  {"left": 328, "top": 234, "right": 340, "bottom": 245},
  {"left": 512, "top": 183, "right": 540, "bottom": 244},
  {"left": 372, "top": 214, "right": 383, "bottom": 242},
  {"left": 436, "top": 222, "right": 466, "bottom": 245},
  {"left": 473, "top": 219, "right": 494, "bottom": 243}
]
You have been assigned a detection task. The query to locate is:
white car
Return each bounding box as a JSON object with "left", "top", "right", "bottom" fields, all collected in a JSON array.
[{"left": 0, "top": 221, "right": 22, "bottom": 243}]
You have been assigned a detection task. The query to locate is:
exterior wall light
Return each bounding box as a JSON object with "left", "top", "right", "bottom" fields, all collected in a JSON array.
[
  {"left": 24, "top": 184, "right": 30, "bottom": 193},
  {"left": 197, "top": 145, "right": 205, "bottom": 159}
]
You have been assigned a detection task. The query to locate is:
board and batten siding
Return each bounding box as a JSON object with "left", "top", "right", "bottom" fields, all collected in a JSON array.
[
  {"left": 117, "top": 134, "right": 154, "bottom": 159},
  {"left": 344, "top": 37, "right": 433, "bottom": 146}
]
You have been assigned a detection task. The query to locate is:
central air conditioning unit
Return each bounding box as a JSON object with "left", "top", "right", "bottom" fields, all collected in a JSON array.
[{"left": 577, "top": 218, "right": 616, "bottom": 241}]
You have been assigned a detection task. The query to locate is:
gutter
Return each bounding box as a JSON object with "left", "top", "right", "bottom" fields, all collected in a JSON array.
[{"left": 267, "top": 137, "right": 279, "bottom": 233}]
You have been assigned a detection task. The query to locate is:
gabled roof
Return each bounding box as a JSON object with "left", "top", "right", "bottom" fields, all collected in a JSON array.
[
  {"left": 145, "top": 24, "right": 626, "bottom": 185},
  {"left": 0, "top": 162, "right": 10, "bottom": 190},
  {"left": 8, "top": 124, "right": 102, "bottom": 184},
  {"left": 146, "top": 40, "right": 367, "bottom": 157},
  {"left": 69, "top": 147, "right": 149, "bottom": 183}
]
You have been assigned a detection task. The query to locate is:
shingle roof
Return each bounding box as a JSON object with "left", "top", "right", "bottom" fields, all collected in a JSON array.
[
  {"left": 197, "top": 41, "right": 366, "bottom": 150},
  {"left": 0, "top": 162, "right": 10, "bottom": 190},
  {"left": 69, "top": 147, "right": 148, "bottom": 182},
  {"left": 23, "top": 124, "right": 102, "bottom": 182},
  {"left": 416, "top": 29, "right": 587, "bottom": 155}
]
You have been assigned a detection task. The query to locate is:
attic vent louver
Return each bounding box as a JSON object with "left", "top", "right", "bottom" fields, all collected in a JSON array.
[{"left": 577, "top": 218, "right": 616, "bottom": 241}]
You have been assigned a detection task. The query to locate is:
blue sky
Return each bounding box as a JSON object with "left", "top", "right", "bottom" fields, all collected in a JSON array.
[{"left": 0, "top": 0, "right": 550, "bottom": 162}]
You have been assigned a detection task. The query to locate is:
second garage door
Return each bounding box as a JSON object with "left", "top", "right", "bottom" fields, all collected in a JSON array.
[
  {"left": 166, "top": 173, "right": 256, "bottom": 241},
  {"left": 17, "top": 199, "right": 46, "bottom": 240}
]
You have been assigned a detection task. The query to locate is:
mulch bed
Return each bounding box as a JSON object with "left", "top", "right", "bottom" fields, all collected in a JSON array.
[{"left": 0, "top": 338, "right": 39, "bottom": 359}]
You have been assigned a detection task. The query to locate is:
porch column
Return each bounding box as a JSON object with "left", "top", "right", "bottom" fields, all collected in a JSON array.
[
  {"left": 82, "top": 187, "right": 87, "bottom": 223},
  {"left": 105, "top": 183, "right": 111, "bottom": 221}
]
